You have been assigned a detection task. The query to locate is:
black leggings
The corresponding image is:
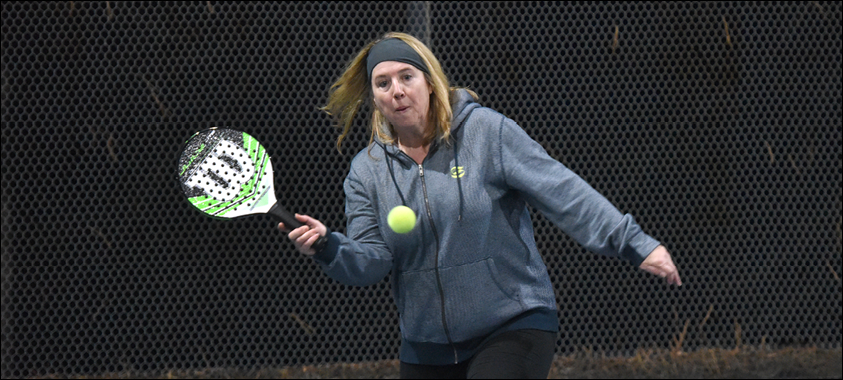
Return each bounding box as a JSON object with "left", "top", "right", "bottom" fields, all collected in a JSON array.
[{"left": 399, "top": 329, "right": 556, "bottom": 379}]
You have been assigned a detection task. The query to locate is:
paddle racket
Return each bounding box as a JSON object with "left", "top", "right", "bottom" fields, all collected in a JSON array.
[{"left": 177, "top": 128, "right": 326, "bottom": 251}]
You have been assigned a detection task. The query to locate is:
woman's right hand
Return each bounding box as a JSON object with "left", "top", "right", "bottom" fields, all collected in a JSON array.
[{"left": 278, "top": 213, "right": 327, "bottom": 256}]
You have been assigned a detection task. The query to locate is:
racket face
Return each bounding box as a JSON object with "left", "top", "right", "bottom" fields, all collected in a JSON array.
[{"left": 177, "top": 128, "right": 277, "bottom": 219}]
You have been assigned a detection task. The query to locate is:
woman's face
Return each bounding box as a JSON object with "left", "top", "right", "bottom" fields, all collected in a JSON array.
[{"left": 371, "top": 61, "right": 433, "bottom": 133}]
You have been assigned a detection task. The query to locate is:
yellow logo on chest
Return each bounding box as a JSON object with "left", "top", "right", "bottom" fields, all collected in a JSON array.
[{"left": 450, "top": 166, "right": 465, "bottom": 178}]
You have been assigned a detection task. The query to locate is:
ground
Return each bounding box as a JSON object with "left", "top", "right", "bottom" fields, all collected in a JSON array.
[{"left": 34, "top": 346, "right": 842, "bottom": 379}]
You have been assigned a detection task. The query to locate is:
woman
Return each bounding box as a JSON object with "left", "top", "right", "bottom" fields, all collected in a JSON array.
[{"left": 279, "top": 32, "right": 681, "bottom": 379}]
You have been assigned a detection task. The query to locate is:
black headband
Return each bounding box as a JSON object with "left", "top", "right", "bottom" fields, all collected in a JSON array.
[{"left": 367, "top": 38, "right": 429, "bottom": 81}]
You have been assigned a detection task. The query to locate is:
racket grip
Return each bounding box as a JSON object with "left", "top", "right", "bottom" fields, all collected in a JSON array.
[
  {"left": 269, "top": 203, "right": 302, "bottom": 228},
  {"left": 269, "top": 203, "right": 328, "bottom": 253}
]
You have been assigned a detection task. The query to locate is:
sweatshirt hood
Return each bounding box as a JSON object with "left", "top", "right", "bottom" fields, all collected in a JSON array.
[{"left": 450, "top": 88, "right": 481, "bottom": 134}]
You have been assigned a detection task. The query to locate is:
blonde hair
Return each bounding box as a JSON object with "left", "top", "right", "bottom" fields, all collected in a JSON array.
[{"left": 321, "top": 32, "right": 477, "bottom": 151}]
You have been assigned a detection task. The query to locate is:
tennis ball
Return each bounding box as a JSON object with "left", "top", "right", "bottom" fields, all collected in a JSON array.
[{"left": 387, "top": 205, "right": 416, "bottom": 234}]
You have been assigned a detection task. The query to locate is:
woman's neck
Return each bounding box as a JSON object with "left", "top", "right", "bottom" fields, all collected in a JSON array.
[
  {"left": 395, "top": 124, "right": 431, "bottom": 165},
  {"left": 398, "top": 142, "right": 428, "bottom": 165}
]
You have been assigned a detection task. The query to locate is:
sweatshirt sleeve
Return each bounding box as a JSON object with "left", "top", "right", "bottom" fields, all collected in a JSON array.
[
  {"left": 310, "top": 164, "right": 394, "bottom": 287},
  {"left": 497, "top": 117, "right": 660, "bottom": 267}
]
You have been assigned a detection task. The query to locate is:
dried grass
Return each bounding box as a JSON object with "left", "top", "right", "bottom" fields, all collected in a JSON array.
[{"left": 32, "top": 345, "right": 841, "bottom": 379}]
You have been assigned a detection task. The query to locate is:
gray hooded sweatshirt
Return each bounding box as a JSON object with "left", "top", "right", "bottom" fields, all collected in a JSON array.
[{"left": 313, "top": 89, "right": 661, "bottom": 365}]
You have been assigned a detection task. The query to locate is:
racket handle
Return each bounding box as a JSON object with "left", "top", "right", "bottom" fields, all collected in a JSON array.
[
  {"left": 269, "top": 203, "right": 328, "bottom": 253},
  {"left": 269, "top": 202, "right": 302, "bottom": 228}
]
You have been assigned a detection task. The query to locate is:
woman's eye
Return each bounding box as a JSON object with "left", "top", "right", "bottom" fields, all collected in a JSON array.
[
  {"left": 378, "top": 81, "right": 388, "bottom": 88},
  {"left": 403, "top": 74, "right": 412, "bottom": 81}
]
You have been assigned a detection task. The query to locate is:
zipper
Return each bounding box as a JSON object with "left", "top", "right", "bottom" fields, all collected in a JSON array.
[{"left": 418, "top": 163, "right": 458, "bottom": 364}]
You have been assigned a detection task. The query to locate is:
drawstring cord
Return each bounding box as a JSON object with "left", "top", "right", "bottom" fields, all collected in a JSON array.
[
  {"left": 384, "top": 144, "right": 408, "bottom": 207},
  {"left": 453, "top": 138, "right": 464, "bottom": 222}
]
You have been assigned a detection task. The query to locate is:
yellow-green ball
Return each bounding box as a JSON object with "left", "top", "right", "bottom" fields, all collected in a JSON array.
[{"left": 388, "top": 206, "right": 416, "bottom": 234}]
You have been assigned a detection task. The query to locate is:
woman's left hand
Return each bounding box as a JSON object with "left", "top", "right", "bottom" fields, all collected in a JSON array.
[{"left": 639, "top": 245, "right": 682, "bottom": 286}]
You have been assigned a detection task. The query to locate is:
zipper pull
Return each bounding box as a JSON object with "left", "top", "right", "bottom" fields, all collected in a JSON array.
[{"left": 418, "top": 164, "right": 424, "bottom": 177}]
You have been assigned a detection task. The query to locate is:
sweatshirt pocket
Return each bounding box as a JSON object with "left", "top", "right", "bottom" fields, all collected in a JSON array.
[
  {"left": 438, "top": 258, "right": 524, "bottom": 342},
  {"left": 397, "top": 258, "right": 525, "bottom": 343},
  {"left": 397, "top": 269, "right": 445, "bottom": 343}
]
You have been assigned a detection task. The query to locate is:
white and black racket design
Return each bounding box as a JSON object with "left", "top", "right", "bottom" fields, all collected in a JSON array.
[{"left": 177, "top": 128, "right": 326, "bottom": 251}]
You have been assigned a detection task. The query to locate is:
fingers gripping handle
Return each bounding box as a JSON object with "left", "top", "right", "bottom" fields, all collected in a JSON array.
[{"left": 268, "top": 203, "right": 327, "bottom": 253}]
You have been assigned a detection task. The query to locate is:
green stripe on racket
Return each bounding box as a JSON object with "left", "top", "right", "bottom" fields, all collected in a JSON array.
[{"left": 177, "top": 128, "right": 326, "bottom": 251}]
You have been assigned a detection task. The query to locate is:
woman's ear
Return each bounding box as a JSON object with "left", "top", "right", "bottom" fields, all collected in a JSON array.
[{"left": 371, "top": 95, "right": 380, "bottom": 112}]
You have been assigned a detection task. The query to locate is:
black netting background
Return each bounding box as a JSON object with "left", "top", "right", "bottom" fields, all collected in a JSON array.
[{"left": 1, "top": 1, "right": 841, "bottom": 377}]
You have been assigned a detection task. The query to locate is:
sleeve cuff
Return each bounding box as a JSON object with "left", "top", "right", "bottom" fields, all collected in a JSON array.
[
  {"left": 311, "top": 228, "right": 341, "bottom": 265},
  {"left": 624, "top": 234, "right": 662, "bottom": 268}
]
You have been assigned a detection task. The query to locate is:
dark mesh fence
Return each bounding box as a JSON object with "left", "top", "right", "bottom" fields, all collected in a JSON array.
[{"left": 1, "top": 1, "right": 841, "bottom": 377}]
